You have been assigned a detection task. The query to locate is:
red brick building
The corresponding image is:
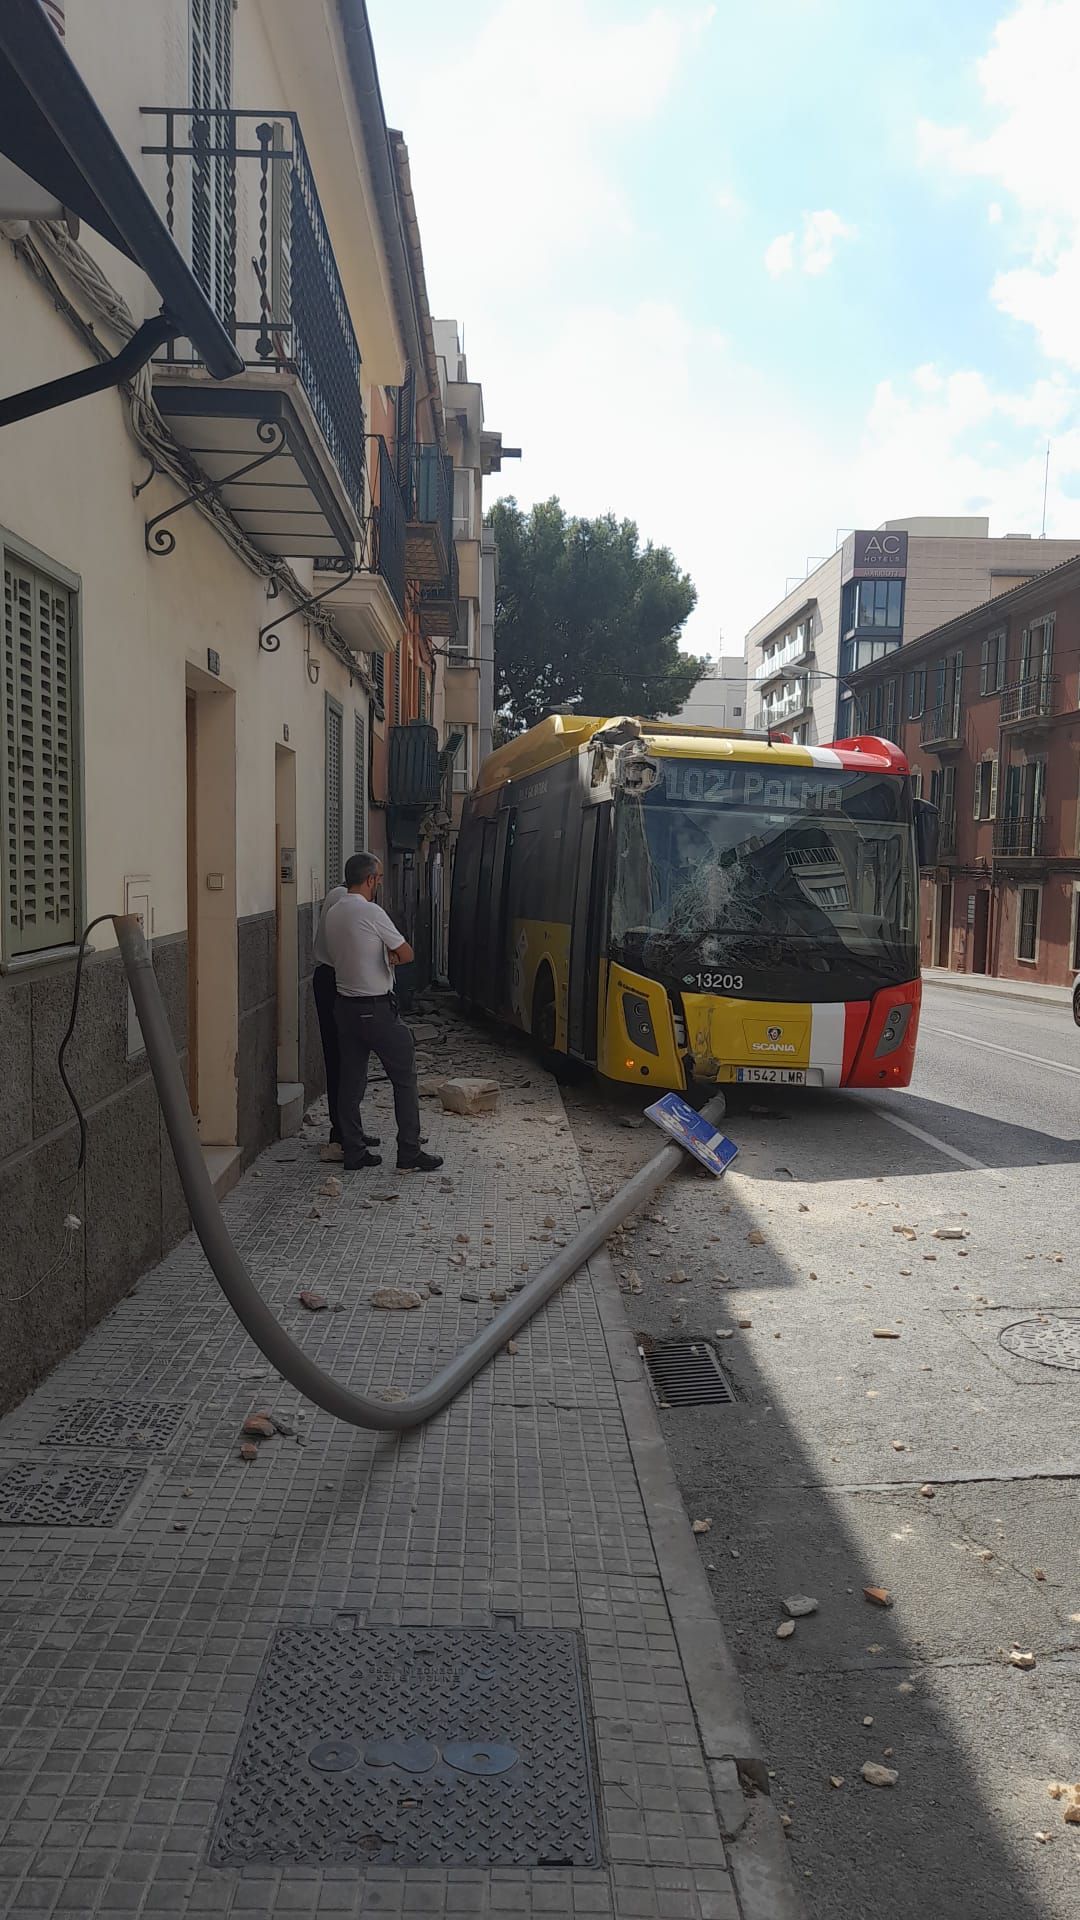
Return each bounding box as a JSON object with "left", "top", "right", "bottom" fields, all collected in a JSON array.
[{"left": 849, "top": 556, "right": 1080, "bottom": 988}]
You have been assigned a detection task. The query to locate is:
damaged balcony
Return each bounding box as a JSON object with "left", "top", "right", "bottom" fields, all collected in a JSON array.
[
  {"left": 405, "top": 444, "right": 454, "bottom": 584},
  {"left": 141, "top": 109, "right": 364, "bottom": 559}
]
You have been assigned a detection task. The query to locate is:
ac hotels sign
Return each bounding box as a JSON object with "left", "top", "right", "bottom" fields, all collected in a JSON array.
[{"left": 851, "top": 529, "right": 908, "bottom": 579}]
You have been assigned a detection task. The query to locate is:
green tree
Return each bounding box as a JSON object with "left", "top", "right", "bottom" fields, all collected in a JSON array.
[{"left": 490, "top": 498, "right": 702, "bottom": 735}]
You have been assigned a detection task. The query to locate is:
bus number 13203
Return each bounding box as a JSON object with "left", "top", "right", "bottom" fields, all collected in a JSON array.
[{"left": 683, "top": 972, "right": 744, "bottom": 991}]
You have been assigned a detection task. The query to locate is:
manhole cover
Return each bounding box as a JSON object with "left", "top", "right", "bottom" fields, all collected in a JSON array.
[
  {"left": 642, "top": 1339, "right": 734, "bottom": 1407},
  {"left": 210, "top": 1626, "right": 600, "bottom": 1867},
  {"left": 0, "top": 1461, "right": 145, "bottom": 1526},
  {"left": 43, "top": 1398, "right": 186, "bottom": 1448},
  {"left": 999, "top": 1315, "right": 1080, "bottom": 1372}
]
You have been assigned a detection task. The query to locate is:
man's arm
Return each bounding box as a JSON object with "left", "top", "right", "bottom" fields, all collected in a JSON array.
[{"left": 372, "top": 903, "right": 413, "bottom": 967}]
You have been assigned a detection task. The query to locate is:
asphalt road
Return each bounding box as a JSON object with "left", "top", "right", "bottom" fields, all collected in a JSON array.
[{"left": 563, "top": 981, "right": 1080, "bottom": 1920}]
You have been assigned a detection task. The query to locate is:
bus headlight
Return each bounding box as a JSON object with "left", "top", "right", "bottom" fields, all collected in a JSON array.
[
  {"left": 874, "top": 1003, "right": 912, "bottom": 1057},
  {"left": 622, "top": 991, "right": 659, "bottom": 1056}
]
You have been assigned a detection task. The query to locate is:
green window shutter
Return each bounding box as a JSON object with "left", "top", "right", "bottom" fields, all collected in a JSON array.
[
  {"left": 325, "top": 696, "right": 343, "bottom": 888},
  {"left": 353, "top": 709, "right": 366, "bottom": 854},
  {"left": 2, "top": 554, "right": 78, "bottom": 957}
]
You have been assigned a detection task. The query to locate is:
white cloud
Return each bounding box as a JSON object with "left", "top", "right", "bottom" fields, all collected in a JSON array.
[
  {"left": 920, "top": 0, "right": 1080, "bottom": 366},
  {"left": 988, "top": 200, "right": 1003, "bottom": 224},
  {"left": 764, "top": 231, "right": 796, "bottom": 277},
  {"left": 763, "top": 208, "right": 856, "bottom": 277}
]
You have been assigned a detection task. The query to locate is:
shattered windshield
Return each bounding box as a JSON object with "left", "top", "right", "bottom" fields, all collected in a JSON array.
[{"left": 609, "top": 760, "right": 918, "bottom": 998}]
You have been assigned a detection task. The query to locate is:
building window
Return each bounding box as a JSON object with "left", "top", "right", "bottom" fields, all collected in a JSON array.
[
  {"left": 854, "top": 578, "right": 903, "bottom": 630},
  {"left": 981, "top": 628, "right": 1006, "bottom": 695},
  {"left": 190, "top": 0, "right": 234, "bottom": 319},
  {"left": 910, "top": 767, "right": 923, "bottom": 800},
  {"left": 2, "top": 543, "right": 80, "bottom": 961},
  {"left": 452, "top": 469, "right": 473, "bottom": 540},
  {"left": 451, "top": 727, "right": 472, "bottom": 795},
  {"left": 1016, "top": 885, "right": 1041, "bottom": 964},
  {"left": 973, "top": 755, "right": 998, "bottom": 822},
  {"left": 325, "top": 696, "right": 343, "bottom": 889},
  {"left": 353, "top": 710, "right": 366, "bottom": 856},
  {"left": 733, "top": 705, "right": 742, "bottom": 717},
  {"left": 907, "top": 667, "right": 926, "bottom": 719}
]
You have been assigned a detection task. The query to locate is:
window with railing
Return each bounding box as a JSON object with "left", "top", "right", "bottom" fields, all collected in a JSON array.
[
  {"left": 973, "top": 755, "right": 998, "bottom": 822},
  {"left": 142, "top": 108, "right": 366, "bottom": 515}
]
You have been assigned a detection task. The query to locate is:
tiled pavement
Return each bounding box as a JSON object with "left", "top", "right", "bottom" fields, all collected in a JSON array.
[{"left": 0, "top": 1017, "right": 756, "bottom": 1918}]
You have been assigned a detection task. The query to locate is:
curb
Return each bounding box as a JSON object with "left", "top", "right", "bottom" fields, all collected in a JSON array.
[
  {"left": 924, "top": 971, "right": 1072, "bottom": 1010},
  {"left": 569, "top": 1120, "right": 806, "bottom": 1920}
]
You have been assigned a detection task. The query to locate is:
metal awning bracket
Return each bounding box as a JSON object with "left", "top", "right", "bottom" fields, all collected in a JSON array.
[
  {"left": 144, "top": 416, "right": 287, "bottom": 555},
  {"left": 258, "top": 563, "right": 358, "bottom": 653}
]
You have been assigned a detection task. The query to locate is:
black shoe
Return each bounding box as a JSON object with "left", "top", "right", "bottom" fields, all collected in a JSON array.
[
  {"left": 343, "top": 1150, "right": 382, "bottom": 1170},
  {"left": 396, "top": 1149, "right": 444, "bottom": 1173},
  {"left": 361, "top": 1131, "right": 381, "bottom": 1147}
]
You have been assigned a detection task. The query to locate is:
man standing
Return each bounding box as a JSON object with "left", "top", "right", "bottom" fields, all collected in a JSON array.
[
  {"left": 311, "top": 881, "right": 379, "bottom": 1163},
  {"left": 325, "top": 853, "right": 443, "bottom": 1174}
]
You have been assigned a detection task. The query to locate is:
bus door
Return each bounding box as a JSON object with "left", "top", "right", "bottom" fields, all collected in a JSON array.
[
  {"left": 567, "top": 802, "right": 607, "bottom": 1060},
  {"left": 474, "top": 808, "right": 514, "bottom": 1012}
]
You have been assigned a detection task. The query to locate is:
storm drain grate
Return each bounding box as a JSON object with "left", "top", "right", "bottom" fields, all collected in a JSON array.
[
  {"left": 999, "top": 1314, "right": 1080, "bottom": 1373},
  {"left": 43, "top": 1398, "right": 187, "bottom": 1449},
  {"left": 210, "top": 1625, "right": 600, "bottom": 1868},
  {"left": 642, "top": 1339, "right": 734, "bottom": 1408},
  {"left": 0, "top": 1461, "right": 145, "bottom": 1527}
]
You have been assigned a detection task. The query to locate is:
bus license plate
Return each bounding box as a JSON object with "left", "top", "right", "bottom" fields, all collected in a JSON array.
[{"left": 736, "top": 1068, "right": 807, "bottom": 1086}]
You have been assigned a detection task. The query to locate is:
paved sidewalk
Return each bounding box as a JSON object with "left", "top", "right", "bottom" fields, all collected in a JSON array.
[
  {"left": 922, "top": 967, "right": 1073, "bottom": 1007},
  {"left": 0, "top": 1012, "right": 790, "bottom": 1919}
]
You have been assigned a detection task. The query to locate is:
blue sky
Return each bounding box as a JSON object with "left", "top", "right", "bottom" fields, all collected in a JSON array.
[{"left": 367, "top": 0, "right": 1080, "bottom": 651}]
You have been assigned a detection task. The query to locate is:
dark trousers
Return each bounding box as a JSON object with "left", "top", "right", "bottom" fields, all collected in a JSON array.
[
  {"left": 335, "top": 993, "right": 421, "bottom": 1159},
  {"left": 312, "top": 964, "right": 341, "bottom": 1141}
]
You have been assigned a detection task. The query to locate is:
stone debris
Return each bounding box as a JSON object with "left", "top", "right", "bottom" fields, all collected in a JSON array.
[
  {"left": 933, "top": 1227, "right": 968, "bottom": 1240},
  {"left": 1008, "top": 1648, "right": 1036, "bottom": 1670},
  {"left": 776, "top": 1620, "right": 796, "bottom": 1640},
  {"left": 872, "top": 1328, "right": 901, "bottom": 1339},
  {"left": 298, "top": 1291, "right": 328, "bottom": 1311},
  {"left": 371, "top": 1287, "right": 425, "bottom": 1311},
  {"left": 506, "top": 1340, "right": 520, "bottom": 1356},
  {"left": 692, "top": 1517, "right": 712, "bottom": 1535},
  {"left": 737, "top": 1316, "right": 752, "bottom": 1329},
  {"left": 238, "top": 1442, "right": 259, "bottom": 1463},
  {"left": 439, "top": 1077, "right": 500, "bottom": 1116},
  {"left": 241, "top": 1413, "right": 275, "bottom": 1439},
  {"left": 919, "top": 1484, "right": 936, "bottom": 1499},
  {"left": 863, "top": 1586, "right": 893, "bottom": 1608},
  {"left": 317, "top": 1176, "right": 342, "bottom": 1198},
  {"left": 861, "top": 1762, "right": 899, "bottom": 1788},
  {"left": 782, "top": 1595, "right": 819, "bottom": 1618},
  {"left": 747, "top": 1230, "right": 766, "bottom": 1246},
  {"left": 829, "top": 1775, "right": 845, "bottom": 1789}
]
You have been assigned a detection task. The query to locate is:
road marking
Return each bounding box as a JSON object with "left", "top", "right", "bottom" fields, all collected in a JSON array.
[
  {"left": 868, "top": 1105, "right": 991, "bottom": 1172},
  {"left": 923, "top": 1025, "right": 1080, "bottom": 1078}
]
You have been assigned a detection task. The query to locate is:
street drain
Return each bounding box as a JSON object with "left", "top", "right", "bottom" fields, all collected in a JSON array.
[
  {"left": 0, "top": 1461, "right": 145, "bottom": 1526},
  {"left": 642, "top": 1339, "right": 734, "bottom": 1408},
  {"left": 999, "top": 1314, "right": 1080, "bottom": 1372},
  {"left": 210, "top": 1625, "right": 600, "bottom": 1868},
  {"left": 43, "top": 1398, "right": 187, "bottom": 1448}
]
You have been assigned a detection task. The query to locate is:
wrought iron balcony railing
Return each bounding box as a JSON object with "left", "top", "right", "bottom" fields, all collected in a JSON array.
[
  {"left": 406, "top": 445, "right": 454, "bottom": 583},
  {"left": 920, "top": 702, "right": 962, "bottom": 748},
  {"left": 999, "top": 674, "right": 1056, "bottom": 724},
  {"left": 142, "top": 108, "right": 365, "bottom": 516},
  {"left": 994, "top": 814, "right": 1043, "bottom": 858}
]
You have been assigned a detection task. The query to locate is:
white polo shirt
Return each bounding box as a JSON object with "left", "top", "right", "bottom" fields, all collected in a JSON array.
[
  {"left": 312, "top": 885, "right": 346, "bottom": 968},
  {"left": 324, "top": 893, "right": 406, "bottom": 997}
]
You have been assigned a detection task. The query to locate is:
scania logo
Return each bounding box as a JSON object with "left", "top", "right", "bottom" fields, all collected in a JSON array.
[
  {"left": 767, "top": 1025, "right": 783, "bottom": 1042},
  {"left": 751, "top": 1040, "right": 797, "bottom": 1054}
]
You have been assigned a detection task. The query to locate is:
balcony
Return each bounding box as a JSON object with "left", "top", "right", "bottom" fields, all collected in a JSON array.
[
  {"left": 141, "top": 109, "right": 364, "bottom": 559},
  {"left": 759, "top": 678, "right": 811, "bottom": 729},
  {"left": 405, "top": 446, "right": 454, "bottom": 584},
  {"left": 920, "top": 703, "right": 963, "bottom": 751},
  {"left": 994, "top": 815, "right": 1043, "bottom": 859},
  {"left": 313, "top": 438, "right": 406, "bottom": 657},
  {"left": 754, "top": 633, "right": 813, "bottom": 686},
  {"left": 1000, "top": 674, "right": 1057, "bottom": 728},
  {"left": 418, "top": 542, "right": 460, "bottom": 642}
]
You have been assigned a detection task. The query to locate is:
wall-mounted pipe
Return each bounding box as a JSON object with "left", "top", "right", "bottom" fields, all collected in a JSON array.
[{"left": 116, "top": 913, "right": 724, "bottom": 1433}]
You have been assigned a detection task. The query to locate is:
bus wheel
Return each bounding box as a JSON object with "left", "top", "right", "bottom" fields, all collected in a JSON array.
[{"left": 532, "top": 973, "right": 580, "bottom": 1083}]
